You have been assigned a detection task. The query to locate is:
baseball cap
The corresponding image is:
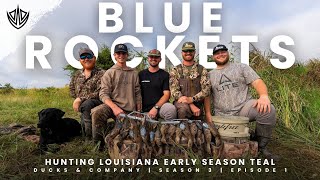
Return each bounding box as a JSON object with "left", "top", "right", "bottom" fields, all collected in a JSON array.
[
  {"left": 79, "top": 48, "right": 94, "bottom": 56},
  {"left": 147, "top": 49, "right": 161, "bottom": 57},
  {"left": 114, "top": 44, "right": 128, "bottom": 53},
  {"left": 182, "top": 42, "right": 196, "bottom": 51},
  {"left": 212, "top": 44, "right": 228, "bottom": 54}
]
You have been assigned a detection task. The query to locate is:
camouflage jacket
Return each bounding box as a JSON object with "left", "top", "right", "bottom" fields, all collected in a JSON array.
[
  {"left": 169, "top": 61, "right": 211, "bottom": 102},
  {"left": 69, "top": 67, "right": 105, "bottom": 103}
]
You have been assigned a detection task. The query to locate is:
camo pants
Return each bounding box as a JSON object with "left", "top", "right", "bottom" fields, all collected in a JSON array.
[
  {"left": 91, "top": 104, "right": 116, "bottom": 144},
  {"left": 174, "top": 102, "right": 204, "bottom": 120}
]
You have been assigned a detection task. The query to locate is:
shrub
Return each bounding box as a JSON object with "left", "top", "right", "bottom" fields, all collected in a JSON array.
[
  {"left": 0, "top": 83, "right": 14, "bottom": 94},
  {"left": 305, "top": 59, "right": 320, "bottom": 86}
]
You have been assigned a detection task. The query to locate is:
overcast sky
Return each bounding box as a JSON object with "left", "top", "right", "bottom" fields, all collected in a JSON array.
[{"left": 1, "top": 0, "right": 320, "bottom": 88}]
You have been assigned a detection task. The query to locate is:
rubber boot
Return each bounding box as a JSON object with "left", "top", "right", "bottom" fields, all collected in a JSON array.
[
  {"left": 80, "top": 114, "right": 86, "bottom": 137},
  {"left": 92, "top": 122, "right": 106, "bottom": 151},
  {"left": 83, "top": 118, "right": 92, "bottom": 141},
  {"left": 256, "top": 123, "right": 280, "bottom": 161}
]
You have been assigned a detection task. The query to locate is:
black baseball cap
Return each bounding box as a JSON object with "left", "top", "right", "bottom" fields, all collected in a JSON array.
[
  {"left": 114, "top": 44, "right": 128, "bottom": 53},
  {"left": 212, "top": 44, "right": 228, "bottom": 54}
]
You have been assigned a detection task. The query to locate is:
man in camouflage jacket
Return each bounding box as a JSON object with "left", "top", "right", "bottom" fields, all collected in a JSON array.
[
  {"left": 69, "top": 47, "right": 105, "bottom": 139},
  {"left": 169, "top": 42, "right": 211, "bottom": 120}
]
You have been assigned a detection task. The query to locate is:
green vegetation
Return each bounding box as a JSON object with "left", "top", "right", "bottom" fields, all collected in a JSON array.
[
  {"left": 63, "top": 45, "right": 148, "bottom": 77},
  {"left": 64, "top": 45, "right": 115, "bottom": 77},
  {"left": 1, "top": 49, "right": 320, "bottom": 179},
  {"left": 0, "top": 87, "right": 76, "bottom": 125},
  {"left": 0, "top": 83, "right": 14, "bottom": 94},
  {"left": 249, "top": 49, "right": 320, "bottom": 147}
]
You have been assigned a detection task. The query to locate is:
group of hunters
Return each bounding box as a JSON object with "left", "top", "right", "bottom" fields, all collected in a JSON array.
[{"left": 69, "top": 42, "right": 279, "bottom": 160}]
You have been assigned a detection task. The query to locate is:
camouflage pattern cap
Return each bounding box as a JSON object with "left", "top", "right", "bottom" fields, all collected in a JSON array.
[
  {"left": 147, "top": 49, "right": 161, "bottom": 57},
  {"left": 182, "top": 42, "right": 196, "bottom": 51}
]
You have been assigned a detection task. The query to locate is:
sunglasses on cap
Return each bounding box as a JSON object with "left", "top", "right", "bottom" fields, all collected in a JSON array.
[
  {"left": 182, "top": 50, "right": 195, "bottom": 53},
  {"left": 80, "top": 54, "right": 94, "bottom": 60},
  {"left": 148, "top": 55, "right": 161, "bottom": 59}
]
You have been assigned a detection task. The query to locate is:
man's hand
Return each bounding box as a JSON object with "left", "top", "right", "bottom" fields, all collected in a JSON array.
[
  {"left": 111, "top": 106, "right": 124, "bottom": 117},
  {"left": 178, "top": 96, "right": 193, "bottom": 104},
  {"left": 251, "top": 79, "right": 271, "bottom": 113},
  {"left": 73, "top": 98, "right": 81, "bottom": 112},
  {"left": 148, "top": 107, "right": 158, "bottom": 119},
  {"left": 252, "top": 95, "right": 271, "bottom": 113},
  {"left": 190, "top": 104, "right": 201, "bottom": 116}
]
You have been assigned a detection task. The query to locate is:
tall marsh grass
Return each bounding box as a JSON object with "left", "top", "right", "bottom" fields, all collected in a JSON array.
[{"left": 249, "top": 48, "right": 320, "bottom": 148}]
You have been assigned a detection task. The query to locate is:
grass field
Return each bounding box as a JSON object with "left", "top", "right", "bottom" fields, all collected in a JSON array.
[{"left": 1, "top": 52, "right": 320, "bottom": 179}]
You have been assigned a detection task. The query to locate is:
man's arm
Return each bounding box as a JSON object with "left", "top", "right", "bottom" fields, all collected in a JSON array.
[
  {"left": 99, "top": 71, "right": 124, "bottom": 116},
  {"left": 169, "top": 67, "right": 183, "bottom": 101},
  {"left": 69, "top": 73, "right": 77, "bottom": 99},
  {"left": 69, "top": 72, "right": 81, "bottom": 111},
  {"left": 148, "top": 90, "right": 170, "bottom": 118},
  {"left": 134, "top": 72, "right": 142, "bottom": 112},
  {"left": 192, "top": 68, "right": 211, "bottom": 101},
  {"left": 189, "top": 103, "right": 201, "bottom": 117},
  {"left": 104, "top": 98, "right": 124, "bottom": 117},
  {"left": 251, "top": 79, "right": 271, "bottom": 113},
  {"left": 156, "top": 72, "right": 171, "bottom": 106},
  {"left": 155, "top": 90, "right": 170, "bottom": 107},
  {"left": 204, "top": 96, "right": 212, "bottom": 123}
]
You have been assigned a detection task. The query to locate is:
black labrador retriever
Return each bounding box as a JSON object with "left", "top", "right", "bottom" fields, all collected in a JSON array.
[{"left": 37, "top": 108, "right": 81, "bottom": 151}]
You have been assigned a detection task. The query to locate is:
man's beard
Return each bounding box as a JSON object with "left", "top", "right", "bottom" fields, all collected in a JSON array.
[
  {"left": 82, "top": 63, "right": 95, "bottom": 70},
  {"left": 149, "top": 64, "right": 159, "bottom": 68},
  {"left": 183, "top": 54, "right": 195, "bottom": 61},
  {"left": 215, "top": 57, "right": 229, "bottom": 65}
]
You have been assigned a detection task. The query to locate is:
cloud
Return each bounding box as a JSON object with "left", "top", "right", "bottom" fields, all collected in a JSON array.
[
  {"left": 258, "top": 8, "right": 320, "bottom": 61},
  {"left": 1, "top": 0, "right": 320, "bottom": 88},
  {"left": 220, "top": 0, "right": 320, "bottom": 62}
]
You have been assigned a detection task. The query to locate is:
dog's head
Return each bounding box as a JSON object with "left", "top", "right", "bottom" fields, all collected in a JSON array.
[{"left": 37, "top": 108, "right": 65, "bottom": 129}]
